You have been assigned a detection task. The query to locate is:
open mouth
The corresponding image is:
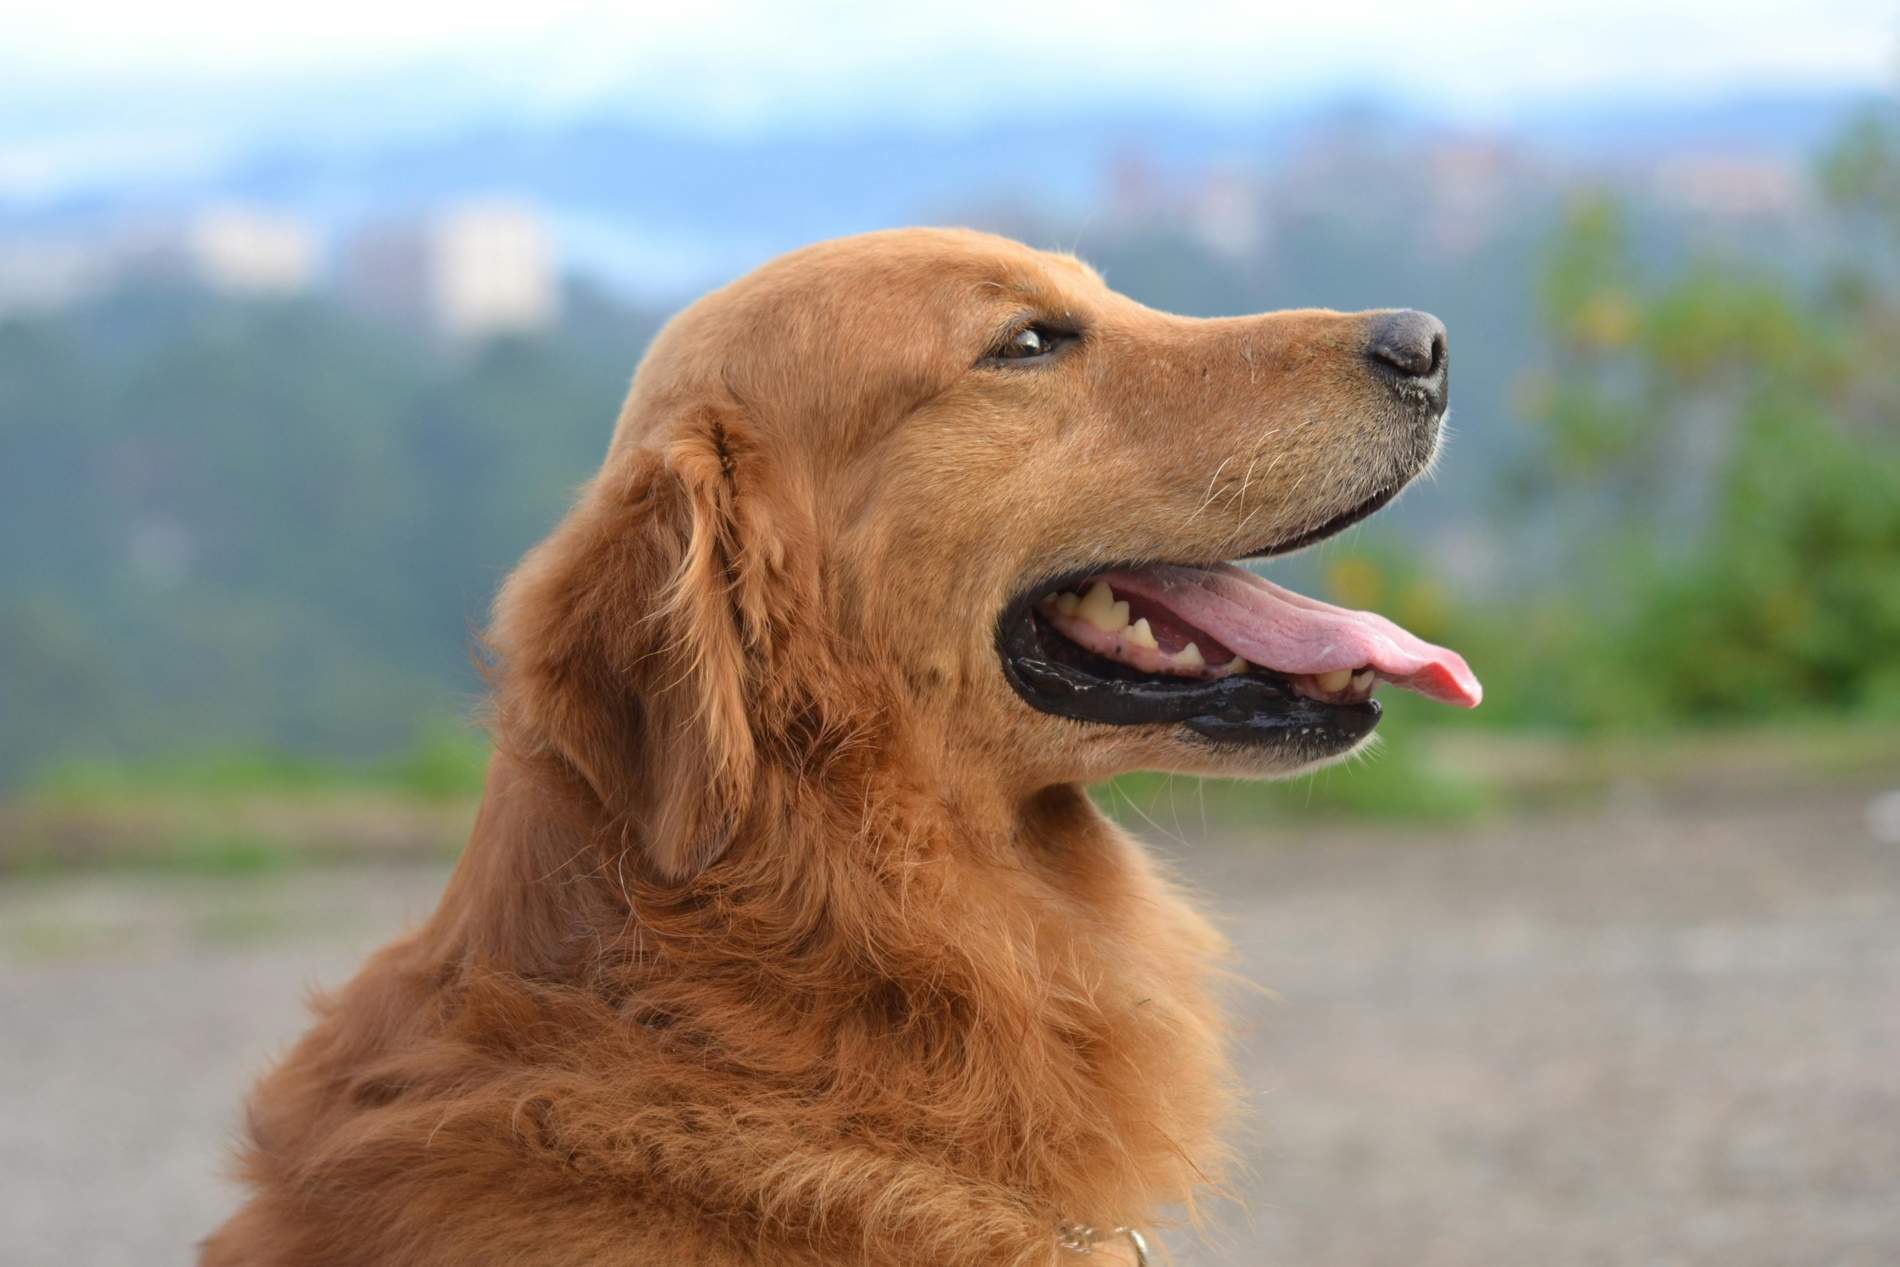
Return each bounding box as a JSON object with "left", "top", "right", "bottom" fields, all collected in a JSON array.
[{"left": 996, "top": 505, "right": 1482, "bottom": 753}]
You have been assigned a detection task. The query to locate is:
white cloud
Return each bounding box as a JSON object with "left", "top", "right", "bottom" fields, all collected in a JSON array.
[
  {"left": 0, "top": 0, "right": 1890, "bottom": 195},
  {"left": 2, "top": 0, "right": 1892, "bottom": 110}
]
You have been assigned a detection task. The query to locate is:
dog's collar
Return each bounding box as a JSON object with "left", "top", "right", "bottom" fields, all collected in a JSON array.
[{"left": 1057, "top": 1222, "right": 1150, "bottom": 1263}]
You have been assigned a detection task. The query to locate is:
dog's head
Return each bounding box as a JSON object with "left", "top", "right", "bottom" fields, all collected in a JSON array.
[{"left": 493, "top": 228, "right": 1478, "bottom": 878}]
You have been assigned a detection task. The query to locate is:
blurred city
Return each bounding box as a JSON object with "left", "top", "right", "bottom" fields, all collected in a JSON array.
[{"left": 1, "top": 3, "right": 1897, "bottom": 1264}]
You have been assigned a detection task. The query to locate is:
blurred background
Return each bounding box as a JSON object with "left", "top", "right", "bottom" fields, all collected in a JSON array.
[{"left": 2, "top": 2, "right": 1897, "bottom": 1264}]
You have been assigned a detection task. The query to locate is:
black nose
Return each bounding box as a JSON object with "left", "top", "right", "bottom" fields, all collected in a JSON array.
[{"left": 1366, "top": 309, "right": 1448, "bottom": 407}]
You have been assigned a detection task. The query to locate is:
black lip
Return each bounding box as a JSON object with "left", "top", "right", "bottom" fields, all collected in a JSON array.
[
  {"left": 997, "top": 607, "right": 1380, "bottom": 749},
  {"left": 1239, "top": 482, "right": 1403, "bottom": 562},
  {"left": 993, "top": 483, "right": 1408, "bottom": 751}
]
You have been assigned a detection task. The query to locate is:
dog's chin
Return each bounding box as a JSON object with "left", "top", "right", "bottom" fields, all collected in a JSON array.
[{"left": 1092, "top": 722, "right": 1382, "bottom": 786}]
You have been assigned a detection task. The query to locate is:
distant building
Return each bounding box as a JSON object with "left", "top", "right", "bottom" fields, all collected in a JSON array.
[
  {"left": 1419, "top": 139, "right": 1539, "bottom": 258},
  {"left": 0, "top": 235, "right": 110, "bottom": 312},
  {"left": 0, "top": 205, "right": 315, "bottom": 313},
  {"left": 341, "top": 202, "right": 558, "bottom": 340},
  {"left": 183, "top": 206, "right": 317, "bottom": 293},
  {"left": 1651, "top": 155, "right": 1803, "bottom": 220},
  {"left": 1186, "top": 169, "right": 1268, "bottom": 259}
]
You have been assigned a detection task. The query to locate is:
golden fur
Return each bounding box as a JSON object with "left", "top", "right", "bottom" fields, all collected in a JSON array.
[{"left": 205, "top": 229, "right": 1434, "bottom": 1266}]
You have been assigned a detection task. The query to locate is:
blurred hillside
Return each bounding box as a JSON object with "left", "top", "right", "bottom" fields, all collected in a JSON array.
[
  {"left": 2, "top": 91, "right": 1864, "bottom": 298},
  {"left": 0, "top": 286, "right": 662, "bottom": 782},
  {"left": 1, "top": 92, "right": 1896, "bottom": 790}
]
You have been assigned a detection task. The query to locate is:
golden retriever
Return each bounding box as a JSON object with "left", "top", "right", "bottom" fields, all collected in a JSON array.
[{"left": 204, "top": 228, "right": 1478, "bottom": 1267}]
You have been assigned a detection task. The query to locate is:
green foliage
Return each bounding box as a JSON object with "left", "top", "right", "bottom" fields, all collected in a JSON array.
[
  {"left": 1477, "top": 113, "right": 1900, "bottom": 729},
  {"left": 1626, "top": 401, "right": 1900, "bottom": 719},
  {"left": 1821, "top": 109, "right": 1900, "bottom": 228},
  {"left": 0, "top": 287, "right": 659, "bottom": 787}
]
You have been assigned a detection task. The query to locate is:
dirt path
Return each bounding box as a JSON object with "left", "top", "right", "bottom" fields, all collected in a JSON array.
[
  {"left": 1178, "top": 791, "right": 1900, "bottom": 1266},
  {"left": 0, "top": 866, "right": 448, "bottom": 1267},
  {"left": 4, "top": 790, "right": 1896, "bottom": 1266}
]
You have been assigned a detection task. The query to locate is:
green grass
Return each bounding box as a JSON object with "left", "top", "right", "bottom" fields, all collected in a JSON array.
[
  {"left": 4, "top": 830, "right": 310, "bottom": 878},
  {"left": 4, "top": 727, "right": 486, "bottom": 876},
  {"left": 1093, "top": 729, "right": 1499, "bottom": 832},
  {"left": 7, "top": 714, "right": 1895, "bottom": 876},
  {"left": 25, "top": 724, "right": 491, "bottom": 806}
]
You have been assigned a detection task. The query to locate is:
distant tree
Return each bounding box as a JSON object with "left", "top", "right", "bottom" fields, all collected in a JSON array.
[
  {"left": 1515, "top": 104, "right": 1900, "bottom": 724},
  {"left": 0, "top": 287, "right": 661, "bottom": 786}
]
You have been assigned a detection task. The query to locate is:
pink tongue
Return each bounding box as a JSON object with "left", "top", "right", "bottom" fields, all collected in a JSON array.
[{"left": 1101, "top": 564, "right": 1483, "bottom": 708}]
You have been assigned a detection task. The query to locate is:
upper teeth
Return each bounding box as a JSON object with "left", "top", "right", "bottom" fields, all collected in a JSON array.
[
  {"left": 1039, "top": 580, "right": 1252, "bottom": 677},
  {"left": 1076, "top": 580, "right": 1130, "bottom": 632}
]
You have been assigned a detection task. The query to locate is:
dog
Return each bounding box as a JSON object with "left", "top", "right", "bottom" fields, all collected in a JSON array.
[{"left": 203, "top": 228, "right": 1479, "bottom": 1266}]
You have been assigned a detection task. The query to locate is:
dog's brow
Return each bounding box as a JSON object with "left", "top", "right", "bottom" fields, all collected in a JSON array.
[
  {"left": 968, "top": 275, "right": 1080, "bottom": 334},
  {"left": 974, "top": 275, "right": 1049, "bottom": 301}
]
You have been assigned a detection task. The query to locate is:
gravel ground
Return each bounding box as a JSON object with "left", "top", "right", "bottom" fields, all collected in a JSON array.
[{"left": 3, "top": 789, "right": 1896, "bottom": 1266}]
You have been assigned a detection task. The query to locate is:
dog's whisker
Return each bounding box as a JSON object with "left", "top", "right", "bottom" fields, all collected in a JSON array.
[{"left": 1184, "top": 454, "right": 1237, "bottom": 528}]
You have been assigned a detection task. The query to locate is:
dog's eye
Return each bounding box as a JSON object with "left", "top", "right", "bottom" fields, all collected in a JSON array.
[
  {"left": 1002, "top": 327, "right": 1048, "bottom": 358},
  {"left": 993, "top": 324, "right": 1068, "bottom": 362}
]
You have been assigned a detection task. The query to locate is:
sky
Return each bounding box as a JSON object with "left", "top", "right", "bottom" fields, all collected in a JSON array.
[{"left": 1, "top": 0, "right": 1894, "bottom": 196}]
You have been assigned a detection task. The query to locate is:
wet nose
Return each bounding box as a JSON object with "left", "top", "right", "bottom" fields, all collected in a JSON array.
[{"left": 1365, "top": 310, "right": 1448, "bottom": 406}]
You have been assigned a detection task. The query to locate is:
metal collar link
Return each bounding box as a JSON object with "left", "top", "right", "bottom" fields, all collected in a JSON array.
[{"left": 1057, "top": 1222, "right": 1150, "bottom": 1265}]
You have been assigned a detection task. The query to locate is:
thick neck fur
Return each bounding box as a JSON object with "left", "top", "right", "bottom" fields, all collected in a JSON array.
[{"left": 406, "top": 734, "right": 1235, "bottom": 1267}]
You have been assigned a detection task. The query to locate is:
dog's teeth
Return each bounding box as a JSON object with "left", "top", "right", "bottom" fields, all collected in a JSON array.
[
  {"left": 1316, "top": 668, "right": 1353, "bottom": 693},
  {"left": 1077, "top": 581, "right": 1120, "bottom": 630},
  {"left": 1175, "top": 642, "right": 1206, "bottom": 670},
  {"left": 1075, "top": 581, "right": 1130, "bottom": 634},
  {"left": 1126, "top": 617, "right": 1158, "bottom": 649},
  {"left": 1351, "top": 668, "right": 1375, "bottom": 693},
  {"left": 1225, "top": 656, "right": 1248, "bottom": 674},
  {"left": 1054, "top": 591, "right": 1080, "bottom": 616}
]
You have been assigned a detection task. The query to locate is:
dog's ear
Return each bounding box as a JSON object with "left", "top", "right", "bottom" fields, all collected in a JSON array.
[{"left": 491, "top": 406, "right": 789, "bottom": 881}]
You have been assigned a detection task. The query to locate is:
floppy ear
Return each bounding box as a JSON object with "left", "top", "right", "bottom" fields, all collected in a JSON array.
[{"left": 491, "top": 407, "right": 788, "bottom": 881}]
